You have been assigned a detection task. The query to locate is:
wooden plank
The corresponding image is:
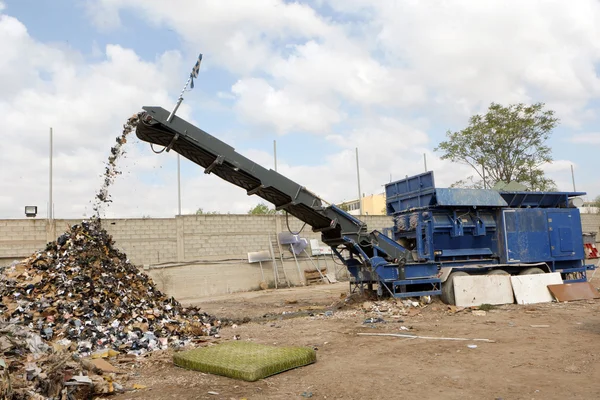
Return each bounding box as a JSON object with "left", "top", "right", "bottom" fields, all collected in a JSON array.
[
  {"left": 510, "top": 273, "right": 563, "bottom": 305},
  {"left": 325, "top": 273, "right": 337, "bottom": 283},
  {"left": 547, "top": 282, "right": 600, "bottom": 302},
  {"left": 453, "top": 275, "right": 514, "bottom": 307}
]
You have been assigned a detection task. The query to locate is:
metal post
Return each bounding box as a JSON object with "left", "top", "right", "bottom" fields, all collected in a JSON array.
[
  {"left": 423, "top": 153, "right": 427, "bottom": 172},
  {"left": 274, "top": 140, "right": 277, "bottom": 172},
  {"left": 571, "top": 164, "right": 576, "bottom": 191},
  {"left": 177, "top": 154, "right": 182, "bottom": 215},
  {"left": 356, "top": 148, "right": 363, "bottom": 215},
  {"left": 167, "top": 75, "right": 192, "bottom": 123},
  {"left": 49, "top": 127, "right": 53, "bottom": 220},
  {"left": 482, "top": 162, "right": 486, "bottom": 189}
]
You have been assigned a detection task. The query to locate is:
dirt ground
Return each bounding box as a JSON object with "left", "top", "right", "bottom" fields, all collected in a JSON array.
[{"left": 111, "top": 275, "right": 600, "bottom": 400}]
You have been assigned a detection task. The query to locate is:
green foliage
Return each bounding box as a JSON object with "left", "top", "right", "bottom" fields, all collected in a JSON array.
[
  {"left": 338, "top": 203, "right": 350, "bottom": 212},
  {"left": 435, "top": 102, "right": 558, "bottom": 191},
  {"left": 248, "top": 203, "right": 278, "bottom": 215},
  {"left": 592, "top": 195, "right": 600, "bottom": 214},
  {"left": 195, "top": 208, "right": 218, "bottom": 215}
]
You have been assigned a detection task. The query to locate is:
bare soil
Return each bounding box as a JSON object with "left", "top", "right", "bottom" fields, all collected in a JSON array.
[{"left": 111, "top": 276, "right": 600, "bottom": 400}]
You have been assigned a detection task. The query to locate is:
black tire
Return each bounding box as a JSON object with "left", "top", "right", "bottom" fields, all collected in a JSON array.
[
  {"left": 519, "top": 267, "right": 545, "bottom": 275},
  {"left": 487, "top": 269, "right": 509, "bottom": 276},
  {"left": 441, "top": 271, "right": 469, "bottom": 305}
]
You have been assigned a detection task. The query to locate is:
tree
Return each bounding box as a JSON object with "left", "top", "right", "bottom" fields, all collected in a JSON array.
[
  {"left": 592, "top": 195, "right": 600, "bottom": 214},
  {"left": 248, "top": 202, "right": 278, "bottom": 215},
  {"left": 435, "top": 102, "right": 559, "bottom": 191},
  {"left": 195, "top": 208, "right": 218, "bottom": 215}
]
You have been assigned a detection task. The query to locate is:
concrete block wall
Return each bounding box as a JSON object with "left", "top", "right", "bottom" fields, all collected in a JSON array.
[
  {"left": 182, "top": 215, "right": 277, "bottom": 261},
  {"left": 581, "top": 213, "right": 600, "bottom": 238},
  {"left": 7, "top": 212, "right": 597, "bottom": 299},
  {"left": 103, "top": 218, "right": 177, "bottom": 265},
  {"left": 146, "top": 258, "right": 330, "bottom": 300},
  {"left": 0, "top": 219, "right": 48, "bottom": 260}
]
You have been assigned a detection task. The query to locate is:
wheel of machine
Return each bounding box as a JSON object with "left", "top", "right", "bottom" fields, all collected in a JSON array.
[
  {"left": 487, "top": 269, "right": 509, "bottom": 276},
  {"left": 519, "top": 267, "right": 545, "bottom": 275},
  {"left": 440, "top": 271, "right": 469, "bottom": 305}
]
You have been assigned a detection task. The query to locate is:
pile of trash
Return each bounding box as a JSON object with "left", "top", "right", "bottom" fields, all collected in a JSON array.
[
  {"left": 358, "top": 297, "right": 432, "bottom": 320},
  {"left": 1, "top": 218, "right": 222, "bottom": 354},
  {"left": 0, "top": 218, "right": 223, "bottom": 399}
]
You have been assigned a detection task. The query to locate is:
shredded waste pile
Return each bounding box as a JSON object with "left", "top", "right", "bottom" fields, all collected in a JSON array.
[
  {"left": 0, "top": 113, "right": 224, "bottom": 399},
  {"left": 0, "top": 218, "right": 224, "bottom": 399}
]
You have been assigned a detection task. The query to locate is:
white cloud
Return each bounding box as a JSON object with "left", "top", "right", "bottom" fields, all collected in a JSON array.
[
  {"left": 569, "top": 132, "right": 600, "bottom": 144},
  {"left": 0, "top": 11, "right": 191, "bottom": 218},
  {"left": 4, "top": 0, "right": 600, "bottom": 219},
  {"left": 231, "top": 78, "right": 343, "bottom": 134}
]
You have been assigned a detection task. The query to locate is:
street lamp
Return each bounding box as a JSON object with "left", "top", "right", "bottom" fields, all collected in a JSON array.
[{"left": 25, "top": 206, "right": 38, "bottom": 218}]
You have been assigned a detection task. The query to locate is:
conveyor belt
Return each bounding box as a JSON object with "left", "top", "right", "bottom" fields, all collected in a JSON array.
[{"left": 136, "top": 106, "right": 335, "bottom": 231}]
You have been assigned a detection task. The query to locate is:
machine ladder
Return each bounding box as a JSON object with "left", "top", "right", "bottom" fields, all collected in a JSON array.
[{"left": 268, "top": 234, "right": 290, "bottom": 288}]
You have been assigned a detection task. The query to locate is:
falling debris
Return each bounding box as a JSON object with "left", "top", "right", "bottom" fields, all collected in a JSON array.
[{"left": 93, "top": 113, "right": 142, "bottom": 216}]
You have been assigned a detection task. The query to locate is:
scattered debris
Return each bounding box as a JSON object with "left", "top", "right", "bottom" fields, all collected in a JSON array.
[
  {"left": 363, "top": 318, "right": 385, "bottom": 324},
  {"left": 467, "top": 344, "right": 478, "bottom": 349},
  {"left": 530, "top": 325, "right": 550, "bottom": 328},
  {"left": 472, "top": 310, "right": 487, "bottom": 317},
  {"left": 357, "top": 333, "right": 495, "bottom": 342}
]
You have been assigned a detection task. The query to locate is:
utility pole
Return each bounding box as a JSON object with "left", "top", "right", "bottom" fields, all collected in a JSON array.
[
  {"left": 571, "top": 164, "right": 576, "bottom": 191},
  {"left": 423, "top": 153, "right": 427, "bottom": 172},
  {"left": 482, "top": 162, "right": 486, "bottom": 189},
  {"left": 177, "top": 154, "right": 182, "bottom": 215},
  {"left": 49, "top": 127, "right": 53, "bottom": 220},
  {"left": 356, "top": 148, "right": 363, "bottom": 215},
  {"left": 273, "top": 140, "right": 277, "bottom": 172}
]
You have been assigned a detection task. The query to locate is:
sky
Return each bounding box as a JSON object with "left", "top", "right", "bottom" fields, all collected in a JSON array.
[{"left": 1, "top": 0, "right": 599, "bottom": 219}]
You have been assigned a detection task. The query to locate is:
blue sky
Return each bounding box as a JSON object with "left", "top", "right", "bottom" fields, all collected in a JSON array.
[{"left": 1, "top": 0, "right": 599, "bottom": 218}]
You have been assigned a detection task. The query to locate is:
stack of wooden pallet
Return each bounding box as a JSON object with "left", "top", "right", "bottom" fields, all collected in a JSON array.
[{"left": 304, "top": 267, "right": 327, "bottom": 285}]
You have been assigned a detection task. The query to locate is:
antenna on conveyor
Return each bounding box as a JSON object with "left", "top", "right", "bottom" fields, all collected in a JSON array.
[{"left": 167, "top": 53, "right": 203, "bottom": 123}]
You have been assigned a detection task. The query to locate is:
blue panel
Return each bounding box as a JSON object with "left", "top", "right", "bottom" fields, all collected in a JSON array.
[
  {"left": 559, "top": 228, "right": 573, "bottom": 252},
  {"left": 385, "top": 172, "right": 435, "bottom": 214},
  {"left": 434, "top": 189, "right": 508, "bottom": 207},
  {"left": 503, "top": 209, "right": 552, "bottom": 262},
  {"left": 548, "top": 211, "right": 582, "bottom": 258},
  {"left": 404, "top": 264, "right": 438, "bottom": 279},
  {"left": 501, "top": 191, "right": 585, "bottom": 208}
]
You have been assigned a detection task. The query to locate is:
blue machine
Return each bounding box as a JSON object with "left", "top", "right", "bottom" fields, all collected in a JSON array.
[
  {"left": 136, "top": 106, "right": 593, "bottom": 304},
  {"left": 383, "top": 171, "right": 593, "bottom": 303}
]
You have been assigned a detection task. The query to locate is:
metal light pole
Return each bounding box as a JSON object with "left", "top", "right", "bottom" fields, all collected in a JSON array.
[
  {"left": 571, "top": 164, "right": 576, "bottom": 191},
  {"left": 49, "top": 127, "right": 53, "bottom": 220},
  {"left": 177, "top": 154, "right": 182, "bottom": 215},
  {"left": 356, "top": 148, "right": 363, "bottom": 215},
  {"left": 273, "top": 140, "right": 277, "bottom": 172}
]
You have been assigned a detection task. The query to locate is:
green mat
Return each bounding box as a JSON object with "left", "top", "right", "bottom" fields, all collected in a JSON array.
[{"left": 173, "top": 341, "right": 316, "bottom": 382}]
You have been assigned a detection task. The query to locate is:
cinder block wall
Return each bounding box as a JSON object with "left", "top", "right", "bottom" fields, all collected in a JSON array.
[
  {"left": 3, "top": 213, "right": 597, "bottom": 299},
  {"left": 581, "top": 214, "right": 600, "bottom": 238},
  {"left": 0, "top": 214, "right": 394, "bottom": 266}
]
